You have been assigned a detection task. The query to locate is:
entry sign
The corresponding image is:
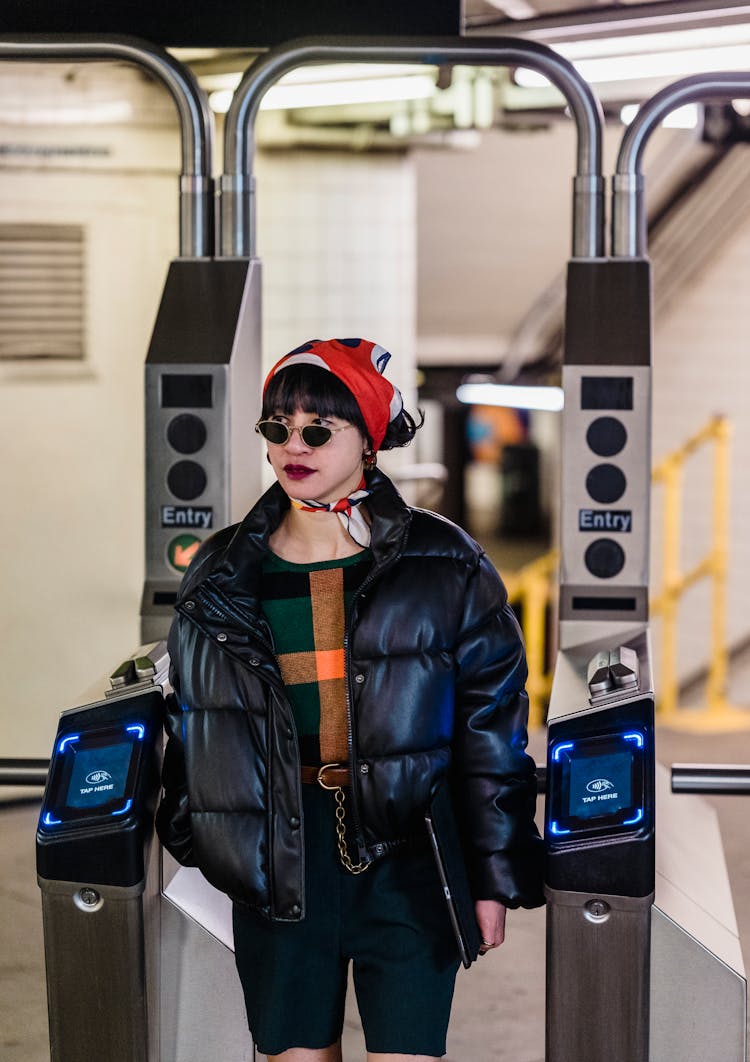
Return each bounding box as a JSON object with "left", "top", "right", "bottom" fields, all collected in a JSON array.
[
  {"left": 579, "top": 509, "right": 632, "bottom": 532},
  {"left": 167, "top": 534, "right": 201, "bottom": 573},
  {"left": 162, "top": 505, "right": 213, "bottom": 529}
]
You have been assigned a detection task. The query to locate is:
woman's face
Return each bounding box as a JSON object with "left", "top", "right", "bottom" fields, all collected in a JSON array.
[{"left": 264, "top": 407, "right": 368, "bottom": 503}]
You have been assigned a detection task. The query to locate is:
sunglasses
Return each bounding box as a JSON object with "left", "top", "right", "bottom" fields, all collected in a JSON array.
[{"left": 255, "top": 419, "right": 354, "bottom": 448}]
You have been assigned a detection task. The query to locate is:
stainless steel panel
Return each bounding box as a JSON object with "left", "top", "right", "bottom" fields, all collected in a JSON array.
[
  {"left": 547, "top": 628, "right": 653, "bottom": 724},
  {"left": 39, "top": 876, "right": 159, "bottom": 1062},
  {"left": 228, "top": 257, "right": 263, "bottom": 522},
  {"left": 144, "top": 362, "right": 229, "bottom": 580},
  {"left": 561, "top": 363, "right": 651, "bottom": 593},
  {"left": 654, "top": 764, "right": 744, "bottom": 977},
  {"left": 546, "top": 889, "right": 652, "bottom": 1062},
  {"left": 160, "top": 894, "right": 255, "bottom": 1062},
  {"left": 142, "top": 259, "right": 263, "bottom": 641},
  {"left": 650, "top": 907, "right": 746, "bottom": 1062}
]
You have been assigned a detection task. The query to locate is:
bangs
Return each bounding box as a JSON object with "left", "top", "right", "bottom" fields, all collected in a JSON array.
[{"left": 262, "top": 364, "right": 368, "bottom": 437}]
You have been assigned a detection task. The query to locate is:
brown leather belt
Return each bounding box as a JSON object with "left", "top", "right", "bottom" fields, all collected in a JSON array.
[{"left": 301, "top": 763, "right": 352, "bottom": 788}]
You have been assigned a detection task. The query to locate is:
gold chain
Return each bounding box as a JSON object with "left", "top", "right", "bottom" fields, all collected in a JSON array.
[{"left": 333, "top": 787, "right": 370, "bottom": 875}]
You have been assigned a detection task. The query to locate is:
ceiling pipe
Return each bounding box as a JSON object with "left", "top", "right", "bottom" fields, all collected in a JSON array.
[
  {"left": 221, "top": 35, "right": 604, "bottom": 261},
  {"left": 612, "top": 72, "right": 750, "bottom": 257},
  {"left": 0, "top": 35, "right": 214, "bottom": 258}
]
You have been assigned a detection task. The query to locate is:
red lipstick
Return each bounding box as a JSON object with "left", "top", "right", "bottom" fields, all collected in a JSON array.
[{"left": 283, "top": 464, "right": 315, "bottom": 480}]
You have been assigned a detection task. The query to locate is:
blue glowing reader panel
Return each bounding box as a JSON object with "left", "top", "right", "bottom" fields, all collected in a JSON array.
[
  {"left": 547, "top": 730, "right": 646, "bottom": 840},
  {"left": 41, "top": 723, "right": 146, "bottom": 827}
]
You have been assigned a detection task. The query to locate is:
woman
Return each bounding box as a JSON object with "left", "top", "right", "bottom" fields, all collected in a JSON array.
[{"left": 157, "top": 337, "right": 544, "bottom": 1062}]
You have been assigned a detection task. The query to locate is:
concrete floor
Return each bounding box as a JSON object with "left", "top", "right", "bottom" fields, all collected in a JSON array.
[{"left": 4, "top": 721, "right": 750, "bottom": 1062}]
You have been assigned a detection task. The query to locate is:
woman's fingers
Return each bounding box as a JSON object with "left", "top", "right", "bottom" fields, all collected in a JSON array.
[{"left": 475, "top": 899, "right": 507, "bottom": 952}]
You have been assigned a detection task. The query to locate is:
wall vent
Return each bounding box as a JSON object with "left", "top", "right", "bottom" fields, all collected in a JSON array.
[{"left": 0, "top": 223, "right": 85, "bottom": 360}]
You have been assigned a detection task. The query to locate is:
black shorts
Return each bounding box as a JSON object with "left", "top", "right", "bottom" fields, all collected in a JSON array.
[{"left": 233, "top": 783, "right": 461, "bottom": 1056}]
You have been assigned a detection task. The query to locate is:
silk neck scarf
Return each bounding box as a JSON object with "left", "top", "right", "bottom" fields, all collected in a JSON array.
[{"left": 289, "top": 477, "right": 373, "bottom": 547}]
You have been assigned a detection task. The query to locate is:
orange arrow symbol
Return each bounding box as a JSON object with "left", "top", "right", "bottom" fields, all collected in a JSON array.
[{"left": 173, "top": 541, "right": 201, "bottom": 568}]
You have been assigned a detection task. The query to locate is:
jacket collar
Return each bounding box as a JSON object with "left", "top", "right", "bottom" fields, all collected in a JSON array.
[{"left": 189, "top": 469, "right": 411, "bottom": 621}]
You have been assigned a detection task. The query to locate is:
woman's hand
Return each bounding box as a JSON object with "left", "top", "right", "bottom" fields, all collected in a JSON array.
[{"left": 475, "top": 899, "right": 507, "bottom": 955}]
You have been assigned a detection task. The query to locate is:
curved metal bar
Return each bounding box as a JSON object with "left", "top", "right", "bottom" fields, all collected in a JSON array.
[
  {"left": 613, "top": 73, "right": 750, "bottom": 258},
  {"left": 672, "top": 763, "right": 750, "bottom": 795},
  {"left": 0, "top": 34, "right": 215, "bottom": 257},
  {"left": 222, "top": 35, "right": 604, "bottom": 260}
]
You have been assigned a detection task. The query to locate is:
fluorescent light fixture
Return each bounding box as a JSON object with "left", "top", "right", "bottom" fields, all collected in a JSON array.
[
  {"left": 0, "top": 101, "right": 134, "bottom": 125},
  {"left": 516, "top": 44, "right": 750, "bottom": 87},
  {"left": 557, "top": 23, "right": 750, "bottom": 59},
  {"left": 209, "top": 89, "right": 235, "bottom": 114},
  {"left": 456, "top": 382, "right": 564, "bottom": 411},
  {"left": 620, "top": 103, "right": 699, "bottom": 128},
  {"left": 513, "top": 25, "right": 750, "bottom": 88},
  {"left": 208, "top": 63, "right": 437, "bottom": 114},
  {"left": 262, "top": 73, "right": 436, "bottom": 109}
]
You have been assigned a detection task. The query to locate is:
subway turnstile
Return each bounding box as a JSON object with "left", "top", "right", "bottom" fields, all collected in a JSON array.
[
  {"left": 546, "top": 630, "right": 655, "bottom": 1062},
  {"left": 36, "top": 647, "right": 254, "bottom": 1062},
  {"left": 141, "top": 257, "right": 263, "bottom": 644},
  {"left": 545, "top": 629, "right": 746, "bottom": 1062},
  {"left": 36, "top": 648, "right": 166, "bottom": 1062}
]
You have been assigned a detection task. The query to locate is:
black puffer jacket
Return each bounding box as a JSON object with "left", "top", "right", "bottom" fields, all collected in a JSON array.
[{"left": 156, "top": 469, "right": 544, "bottom": 921}]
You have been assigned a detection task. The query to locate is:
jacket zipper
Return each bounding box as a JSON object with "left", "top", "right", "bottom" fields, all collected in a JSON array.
[
  {"left": 343, "top": 533, "right": 409, "bottom": 862},
  {"left": 190, "top": 587, "right": 283, "bottom": 686},
  {"left": 183, "top": 589, "right": 305, "bottom": 917}
]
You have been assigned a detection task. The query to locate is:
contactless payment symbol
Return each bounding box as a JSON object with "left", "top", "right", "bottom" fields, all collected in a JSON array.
[{"left": 167, "top": 534, "right": 201, "bottom": 573}]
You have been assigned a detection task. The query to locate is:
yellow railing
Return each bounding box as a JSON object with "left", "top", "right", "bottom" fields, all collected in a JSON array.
[
  {"left": 505, "top": 549, "right": 558, "bottom": 728},
  {"left": 505, "top": 415, "right": 738, "bottom": 729},
  {"left": 650, "top": 415, "right": 740, "bottom": 728}
]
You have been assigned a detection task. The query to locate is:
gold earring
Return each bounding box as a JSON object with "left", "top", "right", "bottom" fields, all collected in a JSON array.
[{"left": 363, "top": 449, "right": 377, "bottom": 470}]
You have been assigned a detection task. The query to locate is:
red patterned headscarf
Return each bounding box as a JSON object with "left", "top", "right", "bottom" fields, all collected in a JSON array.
[{"left": 263, "top": 338, "right": 403, "bottom": 451}]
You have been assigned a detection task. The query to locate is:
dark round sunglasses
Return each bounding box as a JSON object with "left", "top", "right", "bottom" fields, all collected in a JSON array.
[{"left": 255, "top": 419, "right": 354, "bottom": 448}]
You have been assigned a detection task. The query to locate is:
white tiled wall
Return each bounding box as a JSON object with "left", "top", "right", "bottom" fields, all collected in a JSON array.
[
  {"left": 651, "top": 205, "right": 750, "bottom": 688},
  {"left": 256, "top": 149, "right": 418, "bottom": 485},
  {"left": 257, "top": 150, "right": 416, "bottom": 405}
]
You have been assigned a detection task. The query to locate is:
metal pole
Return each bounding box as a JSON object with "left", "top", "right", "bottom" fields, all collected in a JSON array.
[
  {"left": 0, "top": 35, "right": 214, "bottom": 258},
  {"left": 660, "top": 457, "right": 682, "bottom": 719},
  {"left": 672, "top": 764, "right": 750, "bottom": 794},
  {"left": 221, "top": 35, "right": 604, "bottom": 260},
  {"left": 612, "top": 73, "right": 750, "bottom": 258},
  {"left": 0, "top": 758, "right": 49, "bottom": 786},
  {"left": 707, "top": 417, "right": 731, "bottom": 716}
]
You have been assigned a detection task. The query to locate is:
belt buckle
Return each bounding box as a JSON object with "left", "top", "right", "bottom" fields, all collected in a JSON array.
[{"left": 317, "top": 762, "right": 344, "bottom": 790}]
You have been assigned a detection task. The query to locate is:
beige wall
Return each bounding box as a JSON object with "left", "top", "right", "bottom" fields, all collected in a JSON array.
[
  {"left": 0, "top": 78, "right": 418, "bottom": 758},
  {"left": 0, "top": 166, "right": 178, "bottom": 757}
]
